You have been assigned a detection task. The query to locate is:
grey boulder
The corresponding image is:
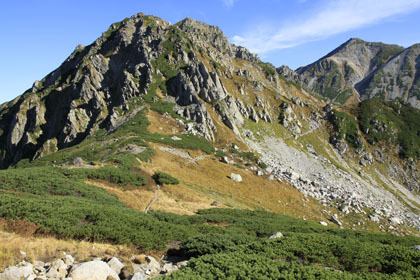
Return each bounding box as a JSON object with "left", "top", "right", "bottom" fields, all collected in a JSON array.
[{"left": 69, "top": 260, "right": 120, "bottom": 280}]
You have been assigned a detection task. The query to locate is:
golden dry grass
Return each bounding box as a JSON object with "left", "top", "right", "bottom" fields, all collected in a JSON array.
[
  {"left": 85, "top": 180, "right": 155, "bottom": 212},
  {"left": 147, "top": 110, "right": 184, "bottom": 135},
  {"left": 141, "top": 142, "right": 327, "bottom": 221},
  {"left": 0, "top": 228, "right": 137, "bottom": 272},
  {"left": 148, "top": 183, "right": 219, "bottom": 215},
  {"left": 87, "top": 178, "right": 217, "bottom": 215},
  {"left": 134, "top": 109, "right": 329, "bottom": 220}
]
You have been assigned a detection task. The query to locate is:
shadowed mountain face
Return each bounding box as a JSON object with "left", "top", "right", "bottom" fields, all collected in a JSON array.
[{"left": 291, "top": 38, "right": 405, "bottom": 104}]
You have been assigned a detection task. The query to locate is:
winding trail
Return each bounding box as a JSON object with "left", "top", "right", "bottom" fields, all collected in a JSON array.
[{"left": 145, "top": 185, "right": 160, "bottom": 214}]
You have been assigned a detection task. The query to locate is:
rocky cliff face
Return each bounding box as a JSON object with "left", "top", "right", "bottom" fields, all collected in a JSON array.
[
  {"left": 0, "top": 14, "right": 162, "bottom": 168},
  {"left": 0, "top": 13, "right": 274, "bottom": 168}
]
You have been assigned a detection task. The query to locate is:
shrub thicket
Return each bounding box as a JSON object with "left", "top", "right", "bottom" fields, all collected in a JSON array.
[
  {"left": 152, "top": 171, "right": 179, "bottom": 185},
  {"left": 328, "top": 109, "right": 363, "bottom": 148},
  {"left": 360, "top": 98, "right": 420, "bottom": 158}
]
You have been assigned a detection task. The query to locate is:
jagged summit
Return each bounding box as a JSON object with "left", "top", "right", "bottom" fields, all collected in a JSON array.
[
  {"left": 176, "top": 16, "right": 260, "bottom": 63},
  {"left": 0, "top": 13, "right": 267, "bottom": 168}
]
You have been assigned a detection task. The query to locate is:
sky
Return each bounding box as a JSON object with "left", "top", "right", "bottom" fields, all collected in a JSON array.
[{"left": 1, "top": 0, "right": 420, "bottom": 104}]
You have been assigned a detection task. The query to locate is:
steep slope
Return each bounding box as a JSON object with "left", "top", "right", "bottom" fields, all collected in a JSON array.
[
  {"left": 0, "top": 14, "right": 277, "bottom": 169},
  {"left": 356, "top": 43, "right": 420, "bottom": 107},
  {"left": 283, "top": 38, "right": 404, "bottom": 104},
  {"left": 0, "top": 14, "right": 163, "bottom": 168}
]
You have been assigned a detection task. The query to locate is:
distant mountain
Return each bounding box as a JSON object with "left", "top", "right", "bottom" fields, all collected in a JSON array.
[
  {"left": 279, "top": 38, "right": 406, "bottom": 104},
  {"left": 356, "top": 43, "right": 420, "bottom": 107}
]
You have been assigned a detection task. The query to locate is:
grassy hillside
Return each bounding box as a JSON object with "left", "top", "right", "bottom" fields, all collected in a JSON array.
[{"left": 1, "top": 177, "right": 420, "bottom": 279}]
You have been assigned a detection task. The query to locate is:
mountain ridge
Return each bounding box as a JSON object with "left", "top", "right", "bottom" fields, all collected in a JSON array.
[
  {"left": 279, "top": 37, "right": 420, "bottom": 107},
  {"left": 1, "top": 11, "right": 420, "bottom": 234}
]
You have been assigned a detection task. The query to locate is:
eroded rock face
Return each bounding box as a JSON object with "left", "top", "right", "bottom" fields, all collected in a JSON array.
[
  {"left": 168, "top": 71, "right": 217, "bottom": 141},
  {"left": 166, "top": 47, "right": 269, "bottom": 139},
  {"left": 0, "top": 15, "right": 161, "bottom": 168},
  {"left": 0, "top": 12, "right": 277, "bottom": 168}
]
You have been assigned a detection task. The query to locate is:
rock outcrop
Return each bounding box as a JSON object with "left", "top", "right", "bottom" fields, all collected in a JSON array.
[{"left": 0, "top": 254, "right": 186, "bottom": 280}]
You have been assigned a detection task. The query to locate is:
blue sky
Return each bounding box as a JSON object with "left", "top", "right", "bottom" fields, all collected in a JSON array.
[{"left": 1, "top": 0, "right": 420, "bottom": 104}]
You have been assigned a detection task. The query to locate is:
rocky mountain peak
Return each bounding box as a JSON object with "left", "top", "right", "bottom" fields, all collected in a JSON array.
[
  {"left": 0, "top": 12, "right": 269, "bottom": 168},
  {"left": 356, "top": 42, "right": 420, "bottom": 106},
  {"left": 175, "top": 17, "right": 260, "bottom": 63},
  {"left": 176, "top": 17, "right": 232, "bottom": 54},
  {"left": 293, "top": 38, "right": 405, "bottom": 104},
  {"left": 177, "top": 17, "right": 224, "bottom": 36}
]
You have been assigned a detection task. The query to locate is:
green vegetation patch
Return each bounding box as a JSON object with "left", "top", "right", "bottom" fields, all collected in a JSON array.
[
  {"left": 211, "top": 60, "right": 220, "bottom": 70},
  {"left": 259, "top": 62, "right": 276, "bottom": 77},
  {"left": 328, "top": 109, "right": 363, "bottom": 148},
  {"left": 151, "top": 26, "right": 184, "bottom": 79},
  {"left": 152, "top": 171, "right": 179, "bottom": 185},
  {"left": 0, "top": 167, "right": 121, "bottom": 203},
  {"left": 1, "top": 174, "right": 420, "bottom": 280},
  {"left": 360, "top": 98, "right": 420, "bottom": 158},
  {"left": 375, "top": 45, "right": 404, "bottom": 68},
  {"left": 156, "top": 209, "right": 420, "bottom": 279},
  {"left": 0, "top": 190, "right": 190, "bottom": 250},
  {"left": 278, "top": 74, "right": 302, "bottom": 90},
  {"left": 112, "top": 109, "right": 215, "bottom": 154},
  {"left": 64, "top": 166, "right": 147, "bottom": 186}
]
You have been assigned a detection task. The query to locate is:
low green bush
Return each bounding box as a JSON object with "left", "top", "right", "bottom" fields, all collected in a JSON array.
[
  {"left": 64, "top": 166, "right": 147, "bottom": 186},
  {"left": 152, "top": 171, "right": 179, "bottom": 185}
]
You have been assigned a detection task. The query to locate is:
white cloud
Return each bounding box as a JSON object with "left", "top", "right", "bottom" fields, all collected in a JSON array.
[
  {"left": 222, "top": 0, "right": 238, "bottom": 8},
  {"left": 232, "top": 0, "right": 420, "bottom": 53}
]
